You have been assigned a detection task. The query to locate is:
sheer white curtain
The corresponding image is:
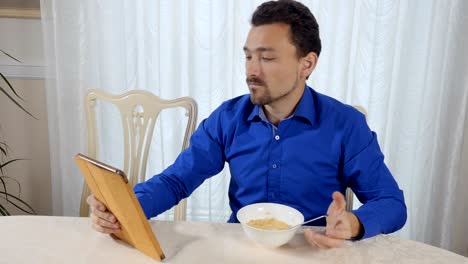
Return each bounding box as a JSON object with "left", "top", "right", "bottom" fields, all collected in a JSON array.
[
  {"left": 41, "top": 0, "right": 468, "bottom": 256},
  {"left": 306, "top": 1, "right": 468, "bottom": 256}
]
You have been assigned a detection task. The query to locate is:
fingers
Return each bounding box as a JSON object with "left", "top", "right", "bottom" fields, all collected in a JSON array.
[
  {"left": 91, "top": 206, "right": 118, "bottom": 224},
  {"left": 305, "top": 191, "right": 354, "bottom": 249},
  {"left": 326, "top": 191, "right": 347, "bottom": 229},
  {"left": 90, "top": 213, "right": 120, "bottom": 233},
  {"left": 326, "top": 223, "right": 352, "bottom": 239},
  {"left": 90, "top": 211, "right": 120, "bottom": 228},
  {"left": 332, "top": 191, "right": 346, "bottom": 211},
  {"left": 87, "top": 195, "right": 121, "bottom": 234},
  {"left": 92, "top": 223, "right": 120, "bottom": 234},
  {"left": 327, "top": 191, "right": 346, "bottom": 215},
  {"left": 325, "top": 211, "right": 353, "bottom": 240},
  {"left": 304, "top": 228, "right": 344, "bottom": 249},
  {"left": 304, "top": 229, "right": 320, "bottom": 248},
  {"left": 87, "top": 195, "right": 106, "bottom": 211}
]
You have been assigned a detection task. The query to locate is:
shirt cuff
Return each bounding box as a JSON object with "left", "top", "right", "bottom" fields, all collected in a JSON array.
[
  {"left": 134, "top": 183, "right": 154, "bottom": 219},
  {"left": 351, "top": 206, "right": 380, "bottom": 239}
]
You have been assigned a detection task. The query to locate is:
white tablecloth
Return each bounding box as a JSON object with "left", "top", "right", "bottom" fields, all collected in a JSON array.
[{"left": 0, "top": 216, "right": 467, "bottom": 264}]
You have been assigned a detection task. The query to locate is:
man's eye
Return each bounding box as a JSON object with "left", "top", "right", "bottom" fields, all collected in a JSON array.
[
  {"left": 245, "top": 56, "right": 252, "bottom": 60},
  {"left": 262, "top": 57, "right": 275, "bottom": 61}
]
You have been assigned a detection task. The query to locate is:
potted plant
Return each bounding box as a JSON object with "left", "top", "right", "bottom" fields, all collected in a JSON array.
[{"left": 0, "top": 49, "right": 36, "bottom": 215}]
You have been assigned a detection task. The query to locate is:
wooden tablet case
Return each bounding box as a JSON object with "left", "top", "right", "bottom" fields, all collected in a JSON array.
[{"left": 74, "top": 153, "right": 165, "bottom": 261}]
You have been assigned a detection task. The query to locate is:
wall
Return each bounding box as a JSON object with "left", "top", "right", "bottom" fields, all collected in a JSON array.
[{"left": 0, "top": 17, "right": 51, "bottom": 215}]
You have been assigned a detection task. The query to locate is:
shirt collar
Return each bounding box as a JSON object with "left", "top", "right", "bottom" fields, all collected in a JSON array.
[
  {"left": 247, "top": 102, "right": 261, "bottom": 121},
  {"left": 293, "top": 85, "right": 315, "bottom": 125},
  {"left": 247, "top": 85, "right": 316, "bottom": 125}
]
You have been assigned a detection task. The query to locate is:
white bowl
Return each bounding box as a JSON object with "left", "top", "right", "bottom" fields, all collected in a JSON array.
[{"left": 237, "top": 203, "right": 304, "bottom": 248}]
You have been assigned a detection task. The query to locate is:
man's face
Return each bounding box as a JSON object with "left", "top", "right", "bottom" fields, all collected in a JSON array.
[{"left": 243, "top": 23, "right": 302, "bottom": 106}]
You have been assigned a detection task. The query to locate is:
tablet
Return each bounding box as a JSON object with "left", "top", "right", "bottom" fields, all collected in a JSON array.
[{"left": 74, "top": 153, "right": 165, "bottom": 261}]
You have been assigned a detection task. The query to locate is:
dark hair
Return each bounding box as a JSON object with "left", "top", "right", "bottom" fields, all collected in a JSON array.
[{"left": 250, "top": 0, "right": 321, "bottom": 57}]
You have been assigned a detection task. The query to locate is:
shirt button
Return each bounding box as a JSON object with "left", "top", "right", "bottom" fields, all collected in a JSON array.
[
  {"left": 272, "top": 164, "right": 278, "bottom": 169},
  {"left": 274, "top": 135, "right": 280, "bottom": 140}
]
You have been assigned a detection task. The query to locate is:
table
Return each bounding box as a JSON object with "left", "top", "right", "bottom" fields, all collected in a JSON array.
[{"left": 0, "top": 216, "right": 467, "bottom": 264}]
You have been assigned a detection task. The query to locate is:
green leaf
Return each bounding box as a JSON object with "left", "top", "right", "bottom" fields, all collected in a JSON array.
[
  {"left": 0, "top": 191, "right": 36, "bottom": 214},
  {"left": 0, "top": 141, "right": 8, "bottom": 148},
  {"left": 0, "top": 176, "right": 7, "bottom": 200},
  {"left": 0, "top": 159, "right": 26, "bottom": 171},
  {"left": 0, "top": 85, "right": 37, "bottom": 119},
  {"left": 0, "top": 175, "right": 21, "bottom": 196},
  {"left": 0, "top": 203, "right": 10, "bottom": 216},
  {"left": 0, "top": 175, "right": 33, "bottom": 215},
  {"left": 0, "top": 142, "right": 7, "bottom": 156},
  {"left": 0, "top": 159, "right": 27, "bottom": 177},
  {"left": 0, "top": 49, "right": 35, "bottom": 217},
  {"left": 0, "top": 49, "right": 22, "bottom": 63},
  {"left": 0, "top": 72, "right": 24, "bottom": 101}
]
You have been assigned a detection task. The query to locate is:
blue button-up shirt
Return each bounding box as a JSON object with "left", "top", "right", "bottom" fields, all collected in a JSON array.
[{"left": 134, "top": 86, "right": 407, "bottom": 239}]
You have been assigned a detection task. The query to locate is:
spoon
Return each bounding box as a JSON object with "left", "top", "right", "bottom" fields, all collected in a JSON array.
[{"left": 289, "top": 214, "right": 327, "bottom": 229}]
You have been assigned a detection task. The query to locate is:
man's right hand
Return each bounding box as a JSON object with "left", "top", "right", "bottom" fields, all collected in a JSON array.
[{"left": 87, "top": 195, "right": 121, "bottom": 234}]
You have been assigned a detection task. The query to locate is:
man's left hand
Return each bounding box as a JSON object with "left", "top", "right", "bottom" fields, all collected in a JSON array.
[{"left": 304, "top": 191, "right": 363, "bottom": 249}]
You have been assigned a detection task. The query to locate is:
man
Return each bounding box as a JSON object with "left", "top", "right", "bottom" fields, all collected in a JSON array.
[{"left": 88, "top": 0, "right": 406, "bottom": 249}]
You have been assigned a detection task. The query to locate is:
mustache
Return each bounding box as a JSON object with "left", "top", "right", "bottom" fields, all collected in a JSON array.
[{"left": 246, "top": 77, "right": 266, "bottom": 86}]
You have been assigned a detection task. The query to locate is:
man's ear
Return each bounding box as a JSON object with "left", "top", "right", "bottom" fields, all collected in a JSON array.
[{"left": 300, "top": 52, "right": 318, "bottom": 79}]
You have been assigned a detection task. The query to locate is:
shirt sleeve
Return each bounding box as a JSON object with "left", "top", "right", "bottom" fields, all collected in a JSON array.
[
  {"left": 133, "top": 107, "right": 226, "bottom": 219},
  {"left": 342, "top": 111, "right": 407, "bottom": 239}
]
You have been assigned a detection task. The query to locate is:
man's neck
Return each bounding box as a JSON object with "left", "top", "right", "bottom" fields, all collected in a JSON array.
[{"left": 263, "top": 84, "right": 305, "bottom": 126}]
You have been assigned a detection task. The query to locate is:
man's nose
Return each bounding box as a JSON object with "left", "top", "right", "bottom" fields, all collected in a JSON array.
[{"left": 246, "top": 59, "right": 261, "bottom": 77}]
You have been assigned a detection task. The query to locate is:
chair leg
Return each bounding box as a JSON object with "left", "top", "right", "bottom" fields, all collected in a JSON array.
[
  {"left": 80, "top": 185, "right": 92, "bottom": 217},
  {"left": 174, "top": 199, "right": 187, "bottom": 221}
]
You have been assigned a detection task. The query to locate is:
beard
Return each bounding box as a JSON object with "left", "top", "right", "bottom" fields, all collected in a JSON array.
[
  {"left": 247, "top": 76, "right": 299, "bottom": 106},
  {"left": 249, "top": 87, "right": 273, "bottom": 105}
]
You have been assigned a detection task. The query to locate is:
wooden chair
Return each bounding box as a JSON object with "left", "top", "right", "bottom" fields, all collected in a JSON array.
[
  {"left": 79, "top": 89, "right": 197, "bottom": 221},
  {"left": 345, "top": 105, "right": 368, "bottom": 211}
]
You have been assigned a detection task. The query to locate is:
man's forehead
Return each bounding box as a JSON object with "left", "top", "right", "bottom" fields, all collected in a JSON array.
[{"left": 243, "top": 26, "right": 295, "bottom": 55}]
